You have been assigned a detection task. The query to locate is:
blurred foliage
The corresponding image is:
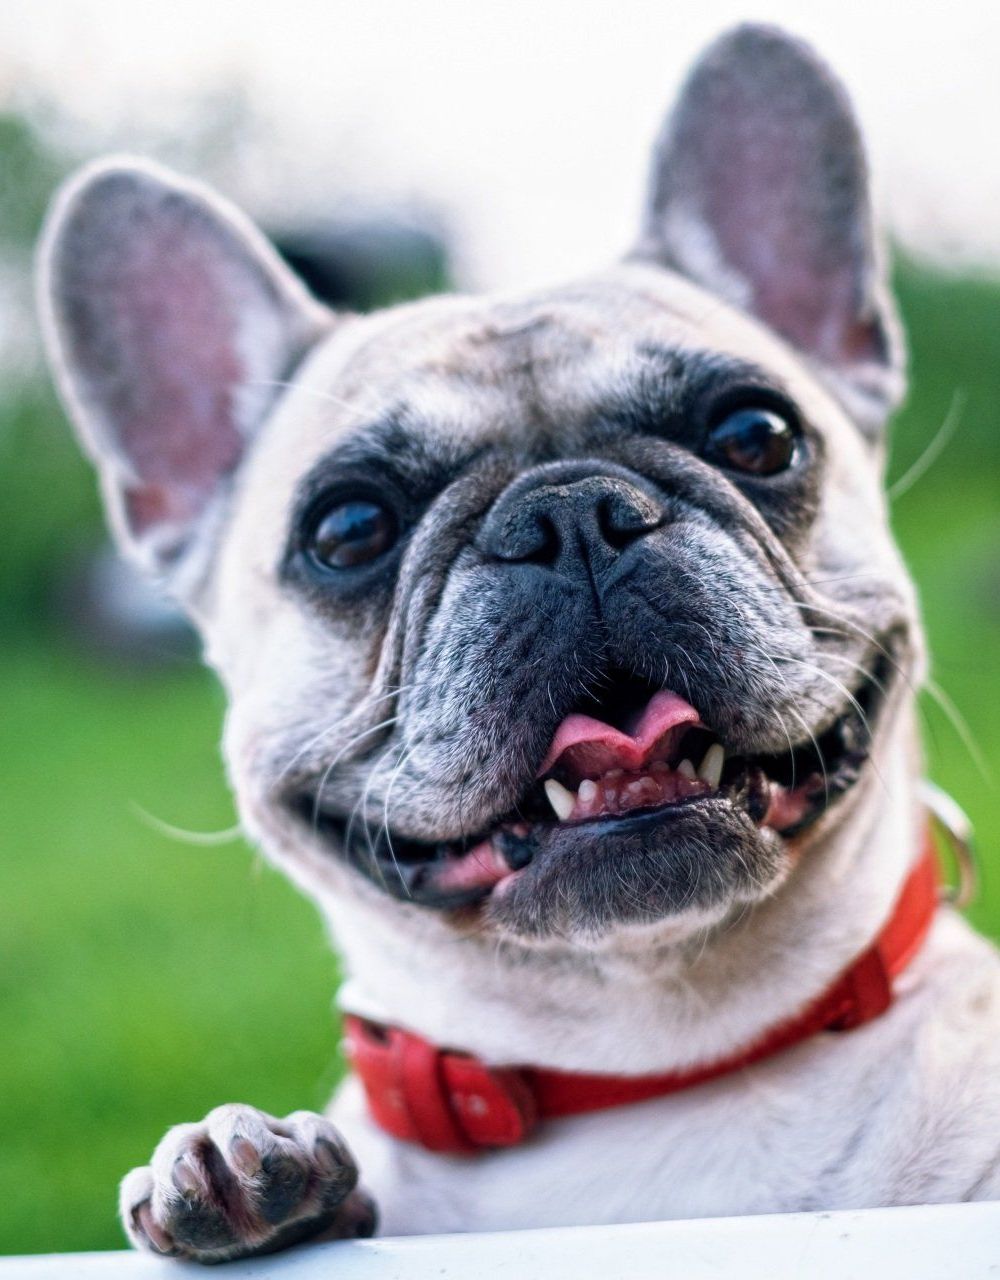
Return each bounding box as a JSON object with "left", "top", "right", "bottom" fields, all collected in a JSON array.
[
  {"left": 0, "top": 382, "right": 103, "bottom": 632},
  {"left": 0, "top": 112, "right": 63, "bottom": 252},
  {"left": 0, "top": 646, "right": 341, "bottom": 1255},
  {"left": 0, "top": 106, "right": 998, "bottom": 1255},
  {"left": 891, "top": 256, "right": 1000, "bottom": 475},
  {"left": 887, "top": 260, "right": 1000, "bottom": 942}
]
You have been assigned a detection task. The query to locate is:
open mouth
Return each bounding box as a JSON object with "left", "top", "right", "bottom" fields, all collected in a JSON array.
[{"left": 291, "top": 653, "right": 891, "bottom": 912}]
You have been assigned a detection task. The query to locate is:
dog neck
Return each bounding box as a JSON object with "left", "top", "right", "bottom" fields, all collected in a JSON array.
[{"left": 319, "top": 713, "right": 922, "bottom": 1076}]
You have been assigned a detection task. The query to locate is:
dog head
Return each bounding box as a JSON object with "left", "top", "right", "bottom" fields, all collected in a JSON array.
[{"left": 39, "top": 25, "right": 919, "bottom": 949}]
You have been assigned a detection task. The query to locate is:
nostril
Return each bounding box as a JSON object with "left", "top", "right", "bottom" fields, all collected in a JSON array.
[
  {"left": 597, "top": 495, "right": 661, "bottom": 550},
  {"left": 527, "top": 513, "right": 561, "bottom": 564},
  {"left": 491, "top": 511, "right": 561, "bottom": 564}
]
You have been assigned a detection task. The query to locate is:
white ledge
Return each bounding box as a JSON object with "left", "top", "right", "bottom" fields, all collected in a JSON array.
[{"left": 4, "top": 1203, "right": 999, "bottom": 1279}]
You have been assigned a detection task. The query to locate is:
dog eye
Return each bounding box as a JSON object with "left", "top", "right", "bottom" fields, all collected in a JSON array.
[
  {"left": 705, "top": 406, "right": 798, "bottom": 476},
  {"left": 307, "top": 498, "right": 398, "bottom": 570}
]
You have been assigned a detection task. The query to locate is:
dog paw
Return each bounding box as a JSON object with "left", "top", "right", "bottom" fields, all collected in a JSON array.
[{"left": 120, "top": 1104, "right": 376, "bottom": 1263}]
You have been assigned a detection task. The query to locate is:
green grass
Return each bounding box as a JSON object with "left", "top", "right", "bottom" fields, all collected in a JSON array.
[
  {"left": 0, "top": 645, "right": 340, "bottom": 1254},
  {"left": 888, "top": 262, "right": 1000, "bottom": 937},
  {"left": 1, "top": 261, "right": 999, "bottom": 1255}
]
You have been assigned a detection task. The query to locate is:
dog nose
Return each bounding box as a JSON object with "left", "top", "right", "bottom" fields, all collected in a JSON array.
[{"left": 479, "top": 466, "right": 664, "bottom": 568}]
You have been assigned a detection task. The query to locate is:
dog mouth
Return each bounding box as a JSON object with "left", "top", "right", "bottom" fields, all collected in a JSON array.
[{"left": 290, "top": 652, "right": 891, "bottom": 913}]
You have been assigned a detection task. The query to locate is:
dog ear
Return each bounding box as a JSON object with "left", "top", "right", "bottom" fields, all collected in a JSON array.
[
  {"left": 634, "top": 24, "right": 904, "bottom": 434},
  {"left": 38, "top": 158, "right": 330, "bottom": 596}
]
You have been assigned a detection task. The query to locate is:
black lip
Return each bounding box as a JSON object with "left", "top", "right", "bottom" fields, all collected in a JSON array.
[
  {"left": 487, "top": 789, "right": 786, "bottom": 934},
  {"left": 548, "top": 794, "right": 713, "bottom": 837},
  {"left": 530, "top": 789, "right": 738, "bottom": 841},
  {"left": 287, "top": 642, "right": 895, "bottom": 912}
]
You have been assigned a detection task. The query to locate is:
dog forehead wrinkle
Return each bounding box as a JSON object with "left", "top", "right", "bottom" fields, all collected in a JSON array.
[
  {"left": 289, "top": 277, "right": 674, "bottom": 413},
  {"left": 289, "top": 409, "right": 470, "bottom": 512},
  {"left": 303, "top": 342, "right": 778, "bottom": 486},
  {"left": 594, "top": 346, "right": 784, "bottom": 427}
]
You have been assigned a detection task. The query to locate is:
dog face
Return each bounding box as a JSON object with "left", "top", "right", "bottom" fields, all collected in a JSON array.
[{"left": 40, "top": 26, "right": 919, "bottom": 948}]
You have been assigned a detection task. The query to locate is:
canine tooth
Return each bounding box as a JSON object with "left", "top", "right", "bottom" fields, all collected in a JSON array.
[
  {"left": 544, "top": 778, "right": 576, "bottom": 821},
  {"left": 578, "top": 779, "right": 598, "bottom": 804},
  {"left": 677, "top": 758, "right": 697, "bottom": 780},
  {"left": 697, "top": 743, "right": 725, "bottom": 788}
]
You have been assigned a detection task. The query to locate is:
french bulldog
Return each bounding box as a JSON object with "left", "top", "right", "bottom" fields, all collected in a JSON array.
[{"left": 38, "top": 22, "right": 1000, "bottom": 1265}]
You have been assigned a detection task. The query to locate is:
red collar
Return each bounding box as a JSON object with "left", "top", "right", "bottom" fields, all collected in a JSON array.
[{"left": 344, "top": 838, "right": 939, "bottom": 1156}]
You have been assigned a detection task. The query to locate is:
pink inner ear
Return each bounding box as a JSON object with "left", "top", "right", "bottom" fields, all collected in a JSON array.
[
  {"left": 706, "top": 173, "right": 877, "bottom": 368},
  {"left": 109, "top": 225, "right": 247, "bottom": 535},
  {"left": 121, "top": 480, "right": 204, "bottom": 549},
  {"left": 648, "top": 27, "right": 891, "bottom": 380},
  {"left": 690, "top": 88, "right": 869, "bottom": 367},
  {"left": 52, "top": 164, "right": 317, "bottom": 567}
]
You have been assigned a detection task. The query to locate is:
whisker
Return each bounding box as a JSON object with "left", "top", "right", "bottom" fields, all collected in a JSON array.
[
  {"left": 742, "top": 644, "right": 813, "bottom": 795},
  {"left": 775, "top": 656, "right": 873, "bottom": 739},
  {"left": 923, "top": 678, "right": 992, "bottom": 785},
  {"left": 783, "top": 600, "right": 914, "bottom": 685},
  {"left": 819, "top": 649, "right": 894, "bottom": 700},
  {"left": 275, "top": 686, "right": 411, "bottom": 791},
  {"left": 248, "top": 378, "right": 376, "bottom": 416},
  {"left": 378, "top": 741, "right": 420, "bottom": 890},
  {"left": 801, "top": 573, "right": 884, "bottom": 587},
  {"left": 310, "top": 714, "right": 401, "bottom": 834},
  {"left": 888, "top": 390, "right": 965, "bottom": 502},
  {"left": 130, "top": 805, "right": 243, "bottom": 846},
  {"left": 774, "top": 655, "right": 889, "bottom": 797}
]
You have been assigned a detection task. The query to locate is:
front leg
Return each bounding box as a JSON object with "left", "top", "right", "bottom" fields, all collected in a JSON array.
[{"left": 120, "top": 1104, "right": 376, "bottom": 1263}]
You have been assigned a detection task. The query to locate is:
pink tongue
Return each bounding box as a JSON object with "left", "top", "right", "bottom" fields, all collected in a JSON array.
[{"left": 538, "top": 690, "right": 701, "bottom": 778}]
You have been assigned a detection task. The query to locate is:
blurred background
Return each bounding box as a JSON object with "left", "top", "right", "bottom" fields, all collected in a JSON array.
[{"left": 1, "top": 0, "right": 998, "bottom": 1256}]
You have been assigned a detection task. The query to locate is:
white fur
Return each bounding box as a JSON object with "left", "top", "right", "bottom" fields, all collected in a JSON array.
[
  {"left": 318, "top": 707, "right": 1000, "bottom": 1229},
  {"left": 335, "top": 916, "right": 1000, "bottom": 1233}
]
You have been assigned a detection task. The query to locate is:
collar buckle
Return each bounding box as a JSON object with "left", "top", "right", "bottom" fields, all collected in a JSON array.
[{"left": 921, "top": 780, "right": 977, "bottom": 909}]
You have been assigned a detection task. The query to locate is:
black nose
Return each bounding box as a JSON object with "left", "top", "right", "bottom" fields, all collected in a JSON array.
[{"left": 479, "top": 464, "right": 664, "bottom": 568}]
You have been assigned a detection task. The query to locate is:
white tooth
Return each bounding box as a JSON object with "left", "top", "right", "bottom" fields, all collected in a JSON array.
[
  {"left": 697, "top": 743, "right": 725, "bottom": 789},
  {"left": 544, "top": 778, "right": 577, "bottom": 821},
  {"left": 578, "top": 779, "right": 598, "bottom": 804},
  {"left": 677, "top": 758, "right": 697, "bottom": 780}
]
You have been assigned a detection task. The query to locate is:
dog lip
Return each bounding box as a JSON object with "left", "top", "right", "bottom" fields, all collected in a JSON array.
[{"left": 537, "top": 789, "right": 727, "bottom": 836}]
